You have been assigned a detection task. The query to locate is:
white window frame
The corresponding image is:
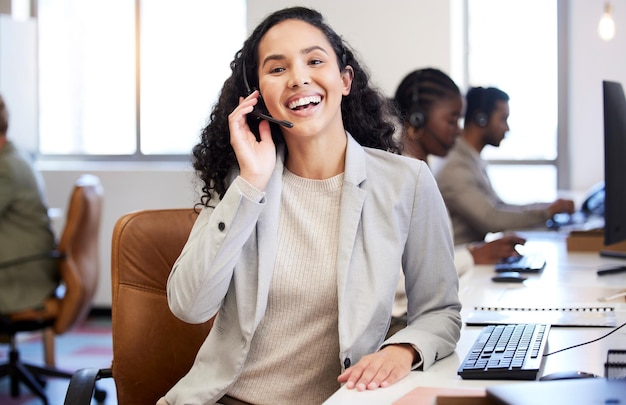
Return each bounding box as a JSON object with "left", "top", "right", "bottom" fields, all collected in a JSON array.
[{"left": 36, "top": 0, "right": 246, "bottom": 161}]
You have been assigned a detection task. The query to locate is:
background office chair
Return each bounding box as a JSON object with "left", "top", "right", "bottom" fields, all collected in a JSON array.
[
  {"left": 64, "top": 208, "right": 214, "bottom": 405},
  {"left": 0, "top": 174, "right": 103, "bottom": 404}
]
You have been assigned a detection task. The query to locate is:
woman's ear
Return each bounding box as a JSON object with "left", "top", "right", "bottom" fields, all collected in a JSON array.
[
  {"left": 341, "top": 65, "right": 354, "bottom": 96},
  {"left": 407, "top": 123, "right": 423, "bottom": 141}
]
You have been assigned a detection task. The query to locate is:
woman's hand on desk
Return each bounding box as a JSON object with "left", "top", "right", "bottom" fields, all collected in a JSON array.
[{"left": 337, "top": 344, "right": 416, "bottom": 391}]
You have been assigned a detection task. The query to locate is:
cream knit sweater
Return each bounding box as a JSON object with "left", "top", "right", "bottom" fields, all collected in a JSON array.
[{"left": 227, "top": 169, "right": 344, "bottom": 404}]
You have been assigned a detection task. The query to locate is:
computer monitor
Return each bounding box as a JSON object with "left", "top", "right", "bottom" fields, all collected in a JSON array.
[{"left": 601, "top": 80, "right": 626, "bottom": 257}]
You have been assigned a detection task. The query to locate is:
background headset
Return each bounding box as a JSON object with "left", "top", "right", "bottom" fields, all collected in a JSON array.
[
  {"left": 472, "top": 87, "right": 489, "bottom": 128},
  {"left": 406, "top": 71, "right": 451, "bottom": 150},
  {"left": 407, "top": 72, "right": 427, "bottom": 129},
  {"left": 475, "top": 112, "right": 488, "bottom": 128}
]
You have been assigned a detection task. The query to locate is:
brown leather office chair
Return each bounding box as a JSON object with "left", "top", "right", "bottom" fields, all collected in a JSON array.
[
  {"left": 64, "top": 208, "right": 214, "bottom": 405},
  {"left": 0, "top": 174, "right": 103, "bottom": 404}
]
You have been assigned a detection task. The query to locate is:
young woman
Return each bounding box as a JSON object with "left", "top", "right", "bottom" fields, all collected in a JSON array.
[{"left": 158, "top": 8, "right": 461, "bottom": 405}]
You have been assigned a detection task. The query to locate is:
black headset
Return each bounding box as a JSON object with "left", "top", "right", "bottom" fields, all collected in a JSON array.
[
  {"left": 475, "top": 112, "right": 488, "bottom": 127},
  {"left": 404, "top": 71, "right": 452, "bottom": 151},
  {"left": 242, "top": 58, "right": 268, "bottom": 114},
  {"left": 407, "top": 72, "right": 426, "bottom": 128},
  {"left": 473, "top": 88, "right": 489, "bottom": 128}
]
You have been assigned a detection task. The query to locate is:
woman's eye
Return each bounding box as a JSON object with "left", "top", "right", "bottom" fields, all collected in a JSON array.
[
  {"left": 269, "top": 67, "right": 285, "bottom": 74},
  {"left": 309, "top": 59, "right": 323, "bottom": 66}
]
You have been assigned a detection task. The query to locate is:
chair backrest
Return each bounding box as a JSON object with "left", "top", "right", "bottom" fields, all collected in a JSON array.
[
  {"left": 110, "top": 209, "right": 214, "bottom": 404},
  {"left": 55, "top": 174, "right": 104, "bottom": 334}
]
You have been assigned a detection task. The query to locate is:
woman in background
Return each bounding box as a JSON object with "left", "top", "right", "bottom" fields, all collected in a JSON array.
[{"left": 393, "top": 68, "right": 525, "bottom": 270}]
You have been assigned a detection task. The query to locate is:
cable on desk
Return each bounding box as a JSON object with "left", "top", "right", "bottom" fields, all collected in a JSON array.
[{"left": 543, "top": 322, "right": 626, "bottom": 356}]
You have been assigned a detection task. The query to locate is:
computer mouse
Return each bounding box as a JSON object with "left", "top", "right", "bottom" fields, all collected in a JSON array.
[
  {"left": 491, "top": 272, "right": 527, "bottom": 283},
  {"left": 539, "top": 371, "right": 599, "bottom": 381}
]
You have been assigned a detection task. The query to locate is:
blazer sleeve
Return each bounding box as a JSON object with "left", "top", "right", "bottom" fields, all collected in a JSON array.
[
  {"left": 385, "top": 162, "right": 462, "bottom": 370},
  {"left": 166, "top": 176, "right": 266, "bottom": 323}
]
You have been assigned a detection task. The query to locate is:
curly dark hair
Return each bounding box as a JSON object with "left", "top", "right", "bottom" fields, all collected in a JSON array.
[{"left": 193, "top": 6, "right": 399, "bottom": 205}]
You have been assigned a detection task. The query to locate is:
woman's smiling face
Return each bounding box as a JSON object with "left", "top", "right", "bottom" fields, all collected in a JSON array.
[{"left": 256, "top": 19, "right": 353, "bottom": 137}]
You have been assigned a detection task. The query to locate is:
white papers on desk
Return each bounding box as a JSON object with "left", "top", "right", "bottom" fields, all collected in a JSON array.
[{"left": 465, "top": 306, "right": 616, "bottom": 327}]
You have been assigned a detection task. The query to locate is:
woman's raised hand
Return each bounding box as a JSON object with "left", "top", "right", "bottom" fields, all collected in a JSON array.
[{"left": 228, "top": 91, "right": 277, "bottom": 192}]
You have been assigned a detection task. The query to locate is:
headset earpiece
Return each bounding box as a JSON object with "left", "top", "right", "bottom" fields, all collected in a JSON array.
[
  {"left": 408, "top": 81, "right": 426, "bottom": 129},
  {"left": 409, "top": 110, "right": 426, "bottom": 128},
  {"left": 473, "top": 87, "right": 490, "bottom": 128},
  {"left": 475, "top": 112, "right": 488, "bottom": 127}
]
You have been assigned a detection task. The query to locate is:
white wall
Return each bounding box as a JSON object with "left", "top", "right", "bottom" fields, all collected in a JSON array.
[
  {"left": 568, "top": 1, "right": 626, "bottom": 192},
  {"left": 1, "top": 1, "right": 625, "bottom": 307},
  {"left": 247, "top": 1, "right": 454, "bottom": 96}
]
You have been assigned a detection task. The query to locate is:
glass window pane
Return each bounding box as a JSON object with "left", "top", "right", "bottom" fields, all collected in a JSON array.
[
  {"left": 139, "top": 0, "right": 246, "bottom": 155},
  {"left": 38, "top": 0, "right": 136, "bottom": 155},
  {"left": 467, "top": 0, "right": 557, "bottom": 161},
  {"left": 38, "top": 0, "right": 246, "bottom": 157},
  {"left": 487, "top": 165, "right": 557, "bottom": 205}
]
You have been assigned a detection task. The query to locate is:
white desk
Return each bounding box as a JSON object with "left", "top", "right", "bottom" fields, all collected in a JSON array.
[{"left": 324, "top": 231, "right": 626, "bottom": 405}]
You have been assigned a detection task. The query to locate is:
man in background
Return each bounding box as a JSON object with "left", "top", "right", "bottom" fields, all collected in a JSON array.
[
  {"left": 0, "top": 93, "right": 58, "bottom": 314},
  {"left": 435, "top": 86, "right": 575, "bottom": 245}
]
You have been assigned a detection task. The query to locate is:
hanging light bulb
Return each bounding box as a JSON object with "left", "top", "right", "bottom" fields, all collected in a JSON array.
[{"left": 598, "top": 2, "right": 616, "bottom": 41}]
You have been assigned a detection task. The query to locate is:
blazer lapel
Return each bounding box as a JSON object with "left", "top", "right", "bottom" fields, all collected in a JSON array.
[
  {"left": 336, "top": 134, "right": 367, "bottom": 320},
  {"left": 252, "top": 145, "right": 285, "bottom": 327}
]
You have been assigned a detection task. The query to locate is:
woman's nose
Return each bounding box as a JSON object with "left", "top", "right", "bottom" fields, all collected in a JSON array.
[{"left": 288, "top": 65, "right": 310, "bottom": 88}]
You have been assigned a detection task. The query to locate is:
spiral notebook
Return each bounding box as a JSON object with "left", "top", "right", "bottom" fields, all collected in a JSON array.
[{"left": 465, "top": 306, "right": 616, "bottom": 327}]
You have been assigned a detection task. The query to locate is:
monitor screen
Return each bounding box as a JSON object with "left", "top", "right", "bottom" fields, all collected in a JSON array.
[{"left": 602, "top": 80, "right": 626, "bottom": 246}]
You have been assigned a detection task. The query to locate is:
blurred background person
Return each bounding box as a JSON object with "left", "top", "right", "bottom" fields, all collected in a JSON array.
[
  {"left": 393, "top": 69, "right": 526, "bottom": 271},
  {"left": 435, "top": 86, "right": 574, "bottom": 245},
  {"left": 0, "top": 93, "right": 59, "bottom": 314}
]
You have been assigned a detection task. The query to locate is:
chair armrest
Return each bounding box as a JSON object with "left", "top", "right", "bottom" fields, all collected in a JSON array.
[
  {"left": 63, "top": 368, "right": 113, "bottom": 405},
  {"left": 0, "top": 250, "right": 63, "bottom": 269}
]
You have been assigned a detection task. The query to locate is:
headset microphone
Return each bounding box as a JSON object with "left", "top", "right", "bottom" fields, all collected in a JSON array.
[
  {"left": 248, "top": 109, "right": 294, "bottom": 129},
  {"left": 242, "top": 60, "right": 294, "bottom": 128}
]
